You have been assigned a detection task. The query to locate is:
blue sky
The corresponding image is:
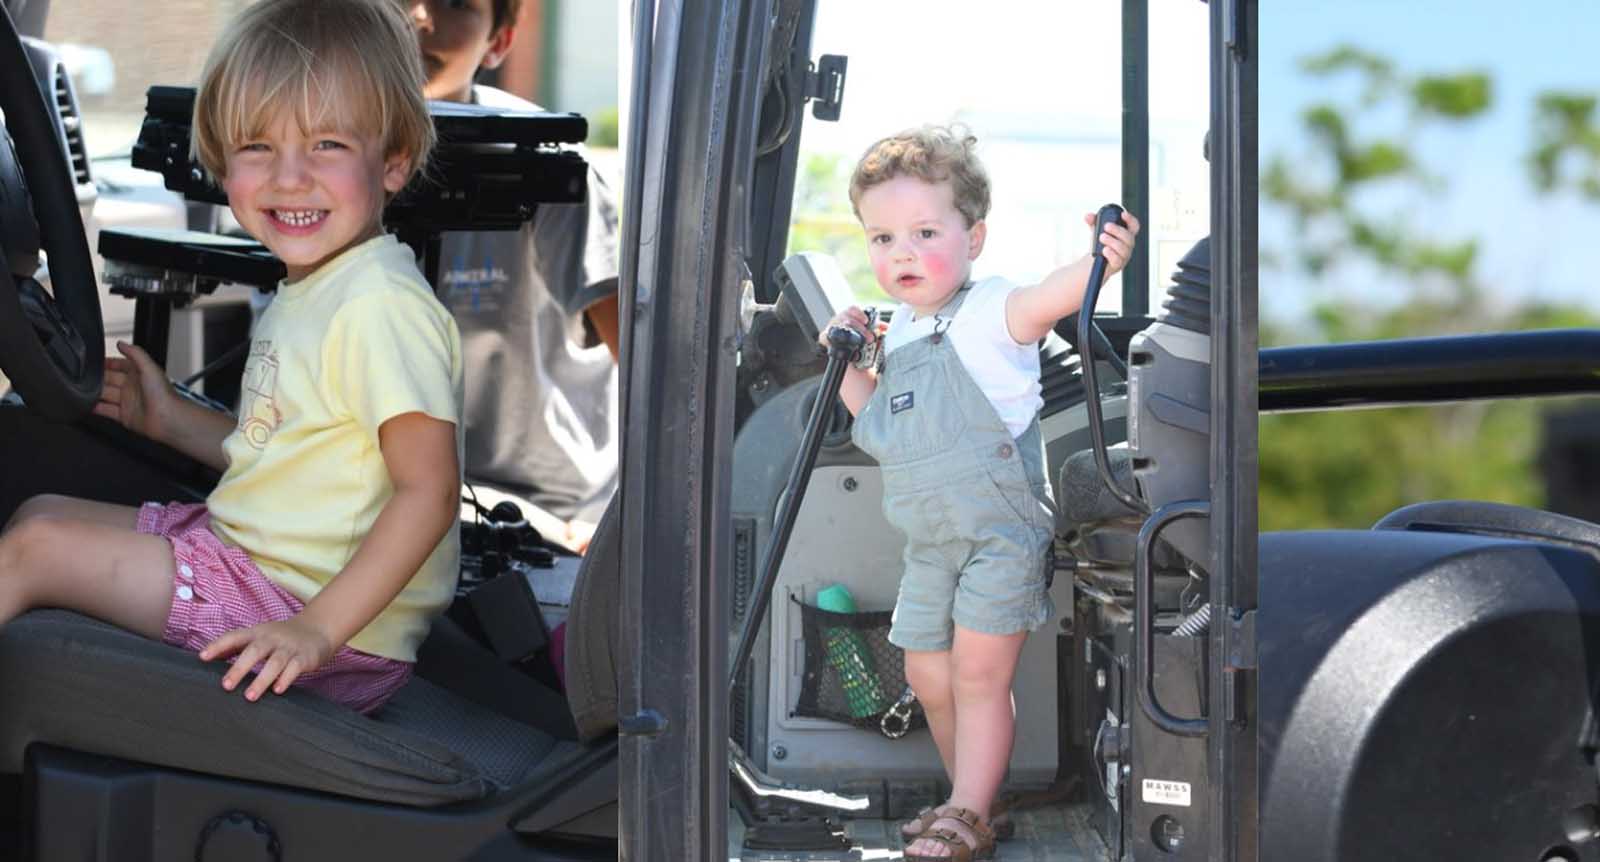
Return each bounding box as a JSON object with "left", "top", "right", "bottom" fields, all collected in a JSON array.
[{"left": 1263, "top": 2, "right": 1600, "bottom": 326}]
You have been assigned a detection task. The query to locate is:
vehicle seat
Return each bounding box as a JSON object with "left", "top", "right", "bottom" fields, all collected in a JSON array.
[
  {"left": 1056, "top": 445, "right": 1145, "bottom": 565},
  {"left": 0, "top": 609, "right": 578, "bottom": 805},
  {"left": 0, "top": 494, "right": 625, "bottom": 807},
  {"left": 1057, "top": 444, "right": 1143, "bottom": 529},
  {"left": 562, "top": 490, "right": 620, "bottom": 742}
]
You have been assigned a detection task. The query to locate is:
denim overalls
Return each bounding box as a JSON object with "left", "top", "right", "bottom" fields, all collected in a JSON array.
[{"left": 850, "top": 288, "right": 1056, "bottom": 652}]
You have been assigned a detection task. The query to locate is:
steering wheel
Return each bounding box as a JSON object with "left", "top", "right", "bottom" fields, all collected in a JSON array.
[{"left": 0, "top": 5, "right": 104, "bottom": 421}]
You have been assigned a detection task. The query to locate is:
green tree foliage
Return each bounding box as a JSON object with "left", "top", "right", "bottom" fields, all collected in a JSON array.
[
  {"left": 589, "top": 106, "right": 620, "bottom": 149},
  {"left": 1264, "top": 47, "right": 1489, "bottom": 296},
  {"left": 785, "top": 153, "right": 887, "bottom": 305},
  {"left": 1262, "top": 46, "right": 1600, "bottom": 531},
  {"left": 1530, "top": 92, "right": 1600, "bottom": 199}
]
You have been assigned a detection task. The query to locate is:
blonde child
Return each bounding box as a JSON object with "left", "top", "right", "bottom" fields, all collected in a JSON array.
[
  {"left": 0, "top": 0, "right": 464, "bottom": 715},
  {"left": 822, "top": 126, "right": 1139, "bottom": 861}
]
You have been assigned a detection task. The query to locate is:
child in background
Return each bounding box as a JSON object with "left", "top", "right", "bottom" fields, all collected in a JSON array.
[
  {"left": 823, "top": 126, "right": 1139, "bottom": 860},
  {"left": 407, "top": 0, "right": 622, "bottom": 548},
  {"left": 0, "top": 0, "right": 464, "bottom": 715}
]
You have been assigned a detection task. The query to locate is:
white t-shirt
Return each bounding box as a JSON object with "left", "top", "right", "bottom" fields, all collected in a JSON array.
[{"left": 882, "top": 276, "right": 1042, "bottom": 439}]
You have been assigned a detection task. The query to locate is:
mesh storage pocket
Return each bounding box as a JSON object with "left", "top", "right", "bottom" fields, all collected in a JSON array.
[{"left": 791, "top": 597, "right": 925, "bottom": 734}]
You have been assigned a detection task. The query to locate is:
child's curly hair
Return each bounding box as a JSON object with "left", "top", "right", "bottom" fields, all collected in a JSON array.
[{"left": 848, "top": 125, "right": 991, "bottom": 228}]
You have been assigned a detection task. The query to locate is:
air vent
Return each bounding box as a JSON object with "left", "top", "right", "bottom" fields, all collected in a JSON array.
[
  {"left": 730, "top": 516, "right": 757, "bottom": 747},
  {"left": 1039, "top": 330, "right": 1086, "bottom": 419},
  {"left": 52, "top": 62, "right": 91, "bottom": 186}
]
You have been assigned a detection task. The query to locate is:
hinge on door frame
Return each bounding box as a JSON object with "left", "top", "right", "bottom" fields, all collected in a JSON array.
[
  {"left": 803, "top": 55, "right": 847, "bottom": 122},
  {"left": 1223, "top": 608, "right": 1256, "bottom": 726}
]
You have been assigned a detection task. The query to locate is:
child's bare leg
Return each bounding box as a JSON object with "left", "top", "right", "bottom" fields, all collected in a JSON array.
[
  {"left": 5, "top": 494, "right": 142, "bottom": 532},
  {"left": 0, "top": 504, "right": 175, "bottom": 637},
  {"left": 947, "top": 626, "right": 1026, "bottom": 813},
  {"left": 906, "top": 625, "right": 1026, "bottom": 857},
  {"left": 904, "top": 648, "right": 958, "bottom": 782}
]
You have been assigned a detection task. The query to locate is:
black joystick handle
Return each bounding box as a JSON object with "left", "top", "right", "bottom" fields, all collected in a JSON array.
[
  {"left": 826, "top": 321, "right": 866, "bottom": 359},
  {"left": 1091, "top": 203, "right": 1125, "bottom": 260}
]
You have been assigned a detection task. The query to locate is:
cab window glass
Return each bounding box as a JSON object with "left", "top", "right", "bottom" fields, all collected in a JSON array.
[{"left": 787, "top": 0, "right": 1210, "bottom": 312}]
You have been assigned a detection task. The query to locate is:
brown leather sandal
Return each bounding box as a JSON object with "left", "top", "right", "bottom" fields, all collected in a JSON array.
[
  {"left": 901, "top": 806, "right": 996, "bottom": 862},
  {"left": 900, "top": 805, "right": 946, "bottom": 839},
  {"left": 903, "top": 806, "right": 1015, "bottom": 842}
]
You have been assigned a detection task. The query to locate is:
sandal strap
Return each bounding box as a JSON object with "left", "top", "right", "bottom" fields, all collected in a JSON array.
[
  {"left": 937, "top": 807, "right": 996, "bottom": 843},
  {"left": 907, "top": 828, "right": 977, "bottom": 862},
  {"left": 900, "top": 805, "right": 943, "bottom": 837}
]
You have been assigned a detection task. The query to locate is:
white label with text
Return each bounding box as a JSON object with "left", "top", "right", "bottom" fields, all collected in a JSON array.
[{"left": 1141, "top": 778, "right": 1192, "bottom": 807}]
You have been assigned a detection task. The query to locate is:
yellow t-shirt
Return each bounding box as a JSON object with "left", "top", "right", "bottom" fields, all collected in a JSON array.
[{"left": 207, "top": 234, "right": 465, "bottom": 662}]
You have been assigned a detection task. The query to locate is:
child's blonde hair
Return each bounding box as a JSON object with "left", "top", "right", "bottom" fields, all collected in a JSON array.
[
  {"left": 191, "top": 0, "right": 434, "bottom": 184},
  {"left": 849, "top": 125, "right": 991, "bottom": 228}
]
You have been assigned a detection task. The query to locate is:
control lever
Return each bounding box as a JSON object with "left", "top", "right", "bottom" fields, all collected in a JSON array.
[
  {"left": 1078, "top": 203, "right": 1147, "bottom": 515},
  {"left": 726, "top": 326, "right": 871, "bottom": 838},
  {"left": 729, "top": 323, "right": 861, "bottom": 687}
]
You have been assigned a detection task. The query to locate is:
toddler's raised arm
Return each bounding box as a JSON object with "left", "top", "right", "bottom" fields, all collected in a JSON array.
[{"left": 1004, "top": 210, "right": 1141, "bottom": 344}]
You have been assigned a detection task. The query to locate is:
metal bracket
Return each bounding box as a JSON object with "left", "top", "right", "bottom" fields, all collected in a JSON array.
[
  {"left": 1227, "top": 607, "right": 1256, "bottom": 670},
  {"left": 1225, "top": 0, "right": 1249, "bottom": 58},
  {"left": 803, "top": 55, "right": 848, "bottom": 122},
  {"left": 1222, "top": 608, "right": 1256, "bottom": 727},
  {"left": 619, "top": 708, "right": 668, "bottom": 737},
  {"left": 879, "top": 685, "right": 917, "bottom": 739}
]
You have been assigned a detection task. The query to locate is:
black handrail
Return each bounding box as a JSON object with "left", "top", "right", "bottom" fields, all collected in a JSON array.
[
  {"left": 1259, "top": 329, "right": 1600, "bottom": 413},
  {"left": 1137, "top": 500, "right": 1211, "bottom": 738}
]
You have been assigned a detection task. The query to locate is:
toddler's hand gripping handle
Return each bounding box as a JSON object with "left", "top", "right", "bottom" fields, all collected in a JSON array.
[
  {"left": 826, "top": 323, "right": 865, "bottom": 359},
  {"left": 1091, "top": 203, "right": 1125, "bottom": 260}
]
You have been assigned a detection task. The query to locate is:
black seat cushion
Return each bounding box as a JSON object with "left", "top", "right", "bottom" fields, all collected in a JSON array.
[
  {"left": 0, "top": 610, "right": 580, "bottom": 806},
  {"left": 1374, "top": 500, "right": 1600, "bottom": 558},
  {"left": 1057, "top": 445, "right": 1144, "bottom": 530}
]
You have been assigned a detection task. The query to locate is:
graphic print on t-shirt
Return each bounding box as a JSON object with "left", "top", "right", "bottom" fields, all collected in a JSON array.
[
  {"left": 237, "top": 340, "right": 282, "bottom": 449},
  {"left": 441, "top": 253, "right": 511, "bottom": 315}
]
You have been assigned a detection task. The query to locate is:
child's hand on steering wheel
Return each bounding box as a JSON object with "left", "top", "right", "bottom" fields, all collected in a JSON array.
[{"left": 94, "top": 341, "right": 180, "bottom": 444}]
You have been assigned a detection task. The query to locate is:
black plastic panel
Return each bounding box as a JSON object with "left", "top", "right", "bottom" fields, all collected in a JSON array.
[{"left": 1261, "top": 528, "right": 1600, "bottom": 861}]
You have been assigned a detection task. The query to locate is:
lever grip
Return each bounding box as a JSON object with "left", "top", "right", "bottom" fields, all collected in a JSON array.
[
  {"left": 827, "top": 324, "right": 866, "bottom": 351},
  {"left": 1091, "top": 203, "right": 1125, "bottom": 260}
]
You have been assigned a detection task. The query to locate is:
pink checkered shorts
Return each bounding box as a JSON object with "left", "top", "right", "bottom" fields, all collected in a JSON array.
[{"left": 137, "top": 501, "right": 413, "bottom": 714}]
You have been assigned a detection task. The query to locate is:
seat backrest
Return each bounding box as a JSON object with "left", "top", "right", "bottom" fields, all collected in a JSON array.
[{"left": 563, "top": 493, "right": 620, "bottom": 742}]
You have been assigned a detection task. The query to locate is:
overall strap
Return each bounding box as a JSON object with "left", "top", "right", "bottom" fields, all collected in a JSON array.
[{"left": 930, "top": 282, "right": 973, "bottom": 339}]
